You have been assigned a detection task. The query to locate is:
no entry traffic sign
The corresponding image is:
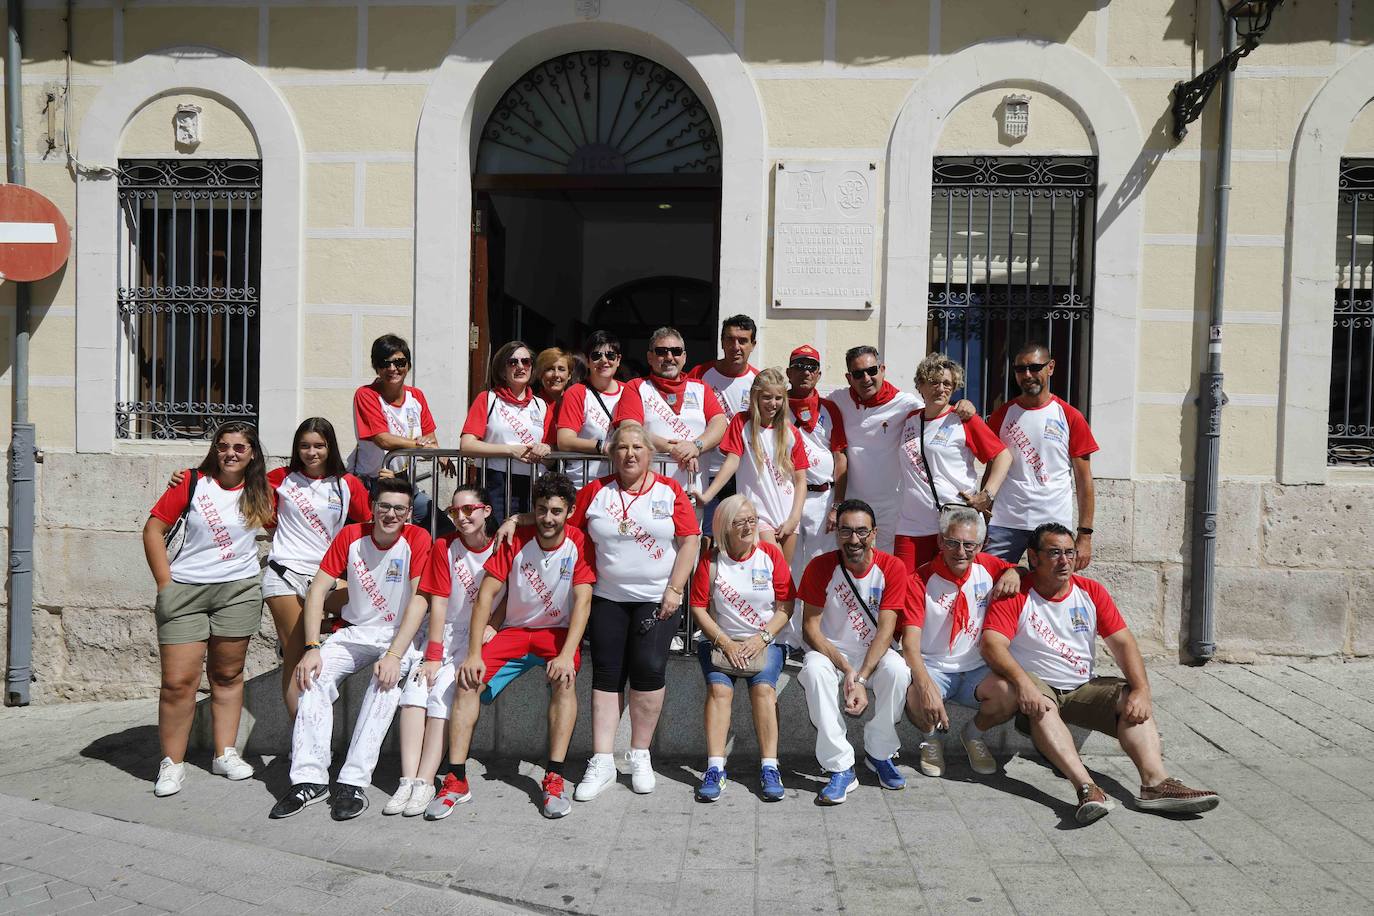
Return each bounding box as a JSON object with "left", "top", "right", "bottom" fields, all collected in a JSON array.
[{"left": 0, "top": 185, "right": 71, "bottom": 282}]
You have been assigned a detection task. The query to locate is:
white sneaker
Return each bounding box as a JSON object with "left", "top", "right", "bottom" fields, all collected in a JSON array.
[
  {"left": 403, "top": 782, "right": 436, "bottom": 817},
  {"left": 154, "top": 757, "right": 185, "bottom": 797},
  {"left": 383, "top": 778, "right": 419, "bottom": 815},
  {"left": 211, "top": 748, "right": 253, "bottom": 781},
  {"left": 574, "top": 755, "right": 618, "bottom": 801},
  {"left": 627, "top": 748, "right": 655, "bottom": 794}
]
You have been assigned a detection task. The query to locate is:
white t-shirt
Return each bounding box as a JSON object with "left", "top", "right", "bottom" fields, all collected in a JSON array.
[
  {"left": 689, "top": 363, "right": 758, "bottom": 479},
  {"left": 689, "top": 541, "right": 795, "bottom": 640},
  {"left": 895, "top": 408, "right": 1007, "bottom": 537},
  {"left": 350, "top": 383, "right": 437, "bottom": 478},
  {"left": 461, "top": 391, "right": 554, "bottom": 478},
  {"left": 828, "top": 384, "right": 923, "bottom": 535},
  {"left": 905, "top": 554, "right": 1014, "bottom": 673},
  {"left": 151, "top": 472, "right": 263, "bottom": 584},
  {"left": 612, "top": 377, "right": 724, "bottom": 492},
  {"left": 984, "top": 576, "right": 1127, "bottom": 690},
  {"left": 718, "top": 414, "right": 810, "bottom": 529},
  {"left": 319, "top": 522, "right": 433, "bottom": 632},
  {"left": 987, "top": 396, "right": 1098, "bottom": 530},
  {"left": 555, "top": 382, "right": 623, "bottom": 487},
  {"left": 569, "top": 473, "right": 701, "bottom": 602},
  {"left": 419, "top": 534, "right": 502, "bottom": 655},
  {"left": 482, "top": 526, "right": 596, "bottom": 629},
  {"left": 266, "top": 468, "right": 372, "bottom": 577},
  {"left": 797, "top": 549, "right": 908, "bottom": 656},
  {"left": 790, "top": 395, "right": 849, "bottom": 486}
]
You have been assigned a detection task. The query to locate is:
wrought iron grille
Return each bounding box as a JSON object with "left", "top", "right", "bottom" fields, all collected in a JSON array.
[
  {"left": 116, "top": 159, "right": 262, "bottom": 440},
  {"left": 927, "top": 156, "right": 1097, "bottom": 417},
  {"left": 1331, "top": 158, "right": 1374, "bottom": 466},
  {"left": 475, "top": 50, "right": 721, "bottom": 176}
]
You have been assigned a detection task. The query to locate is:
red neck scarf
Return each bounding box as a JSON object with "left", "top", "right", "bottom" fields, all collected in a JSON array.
[
  {"left": 932, "top": 554, "right": 973, "bottom": 650},
  {"left": 648, "top": 374, "right": 689, "bottom": 414},
  {"left": 492, "top": 386, "right": 533, "bottom": 407},
  {"left": 849, "top": 379, "right": 900, "bottom": 410},
  {"left": 789, "top": 392, "right": 821, "bottom": 432}
]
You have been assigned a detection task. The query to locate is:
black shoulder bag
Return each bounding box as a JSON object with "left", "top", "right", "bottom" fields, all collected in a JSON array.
[{"left": 163, "top": 470, "right": 200, "bottom": 560}]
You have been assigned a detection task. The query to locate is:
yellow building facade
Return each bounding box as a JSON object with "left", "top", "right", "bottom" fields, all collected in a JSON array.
[{"left": 2, "top": 0, "right": 1373, "bottom": 699}]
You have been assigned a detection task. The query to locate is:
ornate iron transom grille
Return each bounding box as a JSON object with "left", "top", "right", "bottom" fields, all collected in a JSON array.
[
  {"left": 927, "top": 155, "right": 1097, "bottom": 417},
  {"left": 116, "top": 159, "right": 262, "bottom": 440},
  {"left": 476, "top": 50, "right": 721, "bottom": 176},
  {"left": 1331, "top": 158, "right": 1374, "bottom": 466}
]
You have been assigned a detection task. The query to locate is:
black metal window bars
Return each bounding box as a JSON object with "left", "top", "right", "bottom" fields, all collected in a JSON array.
[{"left": 1331, "top": 159, "right": 1374, "bottom": 466}]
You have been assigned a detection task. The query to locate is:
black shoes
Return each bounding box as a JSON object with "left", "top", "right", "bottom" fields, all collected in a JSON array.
[
  {"left": 269, "top": 782, "right": 328, "bottom": 819},
  {"left": 330, "top": 784, "right": 369, "bottom": 821}
]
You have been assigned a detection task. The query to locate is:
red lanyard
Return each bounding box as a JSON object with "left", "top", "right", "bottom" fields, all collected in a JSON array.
[{"left": 617, "top": 473, "right": 655, "bottom": 525}]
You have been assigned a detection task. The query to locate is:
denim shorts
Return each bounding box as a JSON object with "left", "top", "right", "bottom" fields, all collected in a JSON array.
[
  {"left": 697, "top": 638, "right": 785, "bottom": 689},
  {"left": 926, "top": 664, "right": 991, "bottom": 709}
]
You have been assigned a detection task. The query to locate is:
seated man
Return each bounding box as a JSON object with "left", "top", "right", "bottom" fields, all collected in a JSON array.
[
  {"left": 797, "top": 499, "right": 913, "bottom": 804},
  {"left": 270, "top": 477, "right": 432, "bottom": 821},
  {"left": 902, "top": 506, "right": 1021, "bottom": 778},
  {"left": 425, "top": 473, "right": 594, "bottom": 821},
  {"left": 979, "top": 522, "right": 1220, "bottom": 825}
]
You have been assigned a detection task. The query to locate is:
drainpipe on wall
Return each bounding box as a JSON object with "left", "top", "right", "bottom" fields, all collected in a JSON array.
[
  {"left": 1187, "top": 8, "right": 1237, "bottom": 664},
  {"left": 4, "top": 0, "right": 37, "bottom": 706}
]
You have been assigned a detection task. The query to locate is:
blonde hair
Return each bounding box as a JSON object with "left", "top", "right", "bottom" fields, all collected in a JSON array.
[
  {"left": 534, "top": 347, "right": 571, "bottom": 382},
  {"left": 915, "top": 352, "right": 965, "bottom": 390},
  {"left": 711, "top": 493, "right": 758, "bottom": 560},
  {"left": 745, "top": 368, "right": 795, "bottom": 478},
  {"left": 607, "top": 419, "right": 651, "bottom": 456}
]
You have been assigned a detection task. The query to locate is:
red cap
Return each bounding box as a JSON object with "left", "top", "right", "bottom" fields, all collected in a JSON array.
[{"left": 789, "top": 345, "right": 821, "bottom": 363}]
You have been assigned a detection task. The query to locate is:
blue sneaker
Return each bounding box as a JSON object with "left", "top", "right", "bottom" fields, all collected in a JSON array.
[
  {"left": 760, "top": 765, "right": 784, "bottom": 802},
  {"left": 865, "top": 754, "right": 906, "bottom": 790},
  {"left": 818, "top": 767, "right": 857, "bottom": 805},
  {"left": 695, "top": 766, "right": 726, "bottom": 802}
]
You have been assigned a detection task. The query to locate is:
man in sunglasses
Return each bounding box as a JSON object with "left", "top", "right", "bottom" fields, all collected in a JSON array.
[
  {"left": 977, "top": 523, "right": 1219, "bottom": 825},
  {"left": 687, "top": 315, "right": 759, "bottom": 539},
  {"left": 985, "top": 342, "right": 1098, "bottom": 567},
  {"left": 613, "top": 326, "right": 727, "bottom": 494}
]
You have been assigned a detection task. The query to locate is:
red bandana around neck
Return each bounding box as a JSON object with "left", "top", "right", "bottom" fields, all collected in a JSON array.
[
  {"left": 849, "top": 379, "right": 900, "bottom": 409},
  {"left": 932, "top": 554, "right": 973, "bottom": 651},
  {"left": 492, "top": 386, "right": 533, "bottom": 407},
  {"left": 648, "top": 374, "right": 689, "bottom": 414},
  {"left": 789, "top": 392, "right": 821, "bottom": 432}
]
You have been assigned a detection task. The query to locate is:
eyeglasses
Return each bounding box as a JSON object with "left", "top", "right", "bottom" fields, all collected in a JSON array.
[
  {"left": 789, "top": 361, "right": 820, "bottom": 373},
  {"left": 1014, "top": 362, "right": 1050, "bottom": 375},
  {"left": 1037, "top": 547, "right": 1077, "bottom": 560},
  {"left": 731, "top": 517, "right": 759, "bottom": 531},
  {"left": 942, "top": 538, "right": 980, "bottom": 554},
  {"left": 379, "top": 357, "right": 409, "bottom": 370},
  {"left": 590, "top": 349, "right": 620, "bottom": 362},
  {"left": 848, "top": 366, "right": 881, "bottom": 379},
  {"left": 375, "top": 502, "right": 412, "bottom": 517},
  {"left": 507, "top": 356, "right": 533, "bottom": 368},
  {"left": 922, "top": 379, "right": 956, "bottom": 390},
  {"left": 450, "top": 503, "right": 488, "bottom": 517},
  {"left": 653, "top": 346, "right": 686, "bottom": 358},
  {"left": 215, "top": 442, "right": 250, "bottom": 454},
  {"left": 838, "top": 526, "right": 872, "bottom": 541}
]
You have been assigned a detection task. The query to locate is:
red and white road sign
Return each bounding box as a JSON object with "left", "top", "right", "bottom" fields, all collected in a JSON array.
[{"left": 0, "top": 185, "right": 71, "bottom": 282}]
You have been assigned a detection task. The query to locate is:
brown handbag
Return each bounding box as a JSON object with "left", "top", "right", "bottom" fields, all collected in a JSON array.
[{"left": 706, "top": 551, "right": 768, "bottom": 676}]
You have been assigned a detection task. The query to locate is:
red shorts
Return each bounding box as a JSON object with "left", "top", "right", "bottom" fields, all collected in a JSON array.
[
  {"left": 479, "top": 626, "right": 579, "bottom": 703},
  {"left": 894, "top": 534, "right": 940, "bottom": 575}
]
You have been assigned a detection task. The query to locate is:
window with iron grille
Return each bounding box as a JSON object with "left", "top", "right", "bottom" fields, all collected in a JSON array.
[
  {"left": 927, "top": 156, "right": 1096, "bottom": 417},
  {"left": 116, "top": 159, "right": 262, "bottom": 440},
  {"left": 1331, "top": 158, "right": 1374, "bottom": 466}
]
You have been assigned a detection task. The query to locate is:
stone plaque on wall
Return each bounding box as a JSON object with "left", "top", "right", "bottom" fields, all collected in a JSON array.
[{"left": 771, "top": 161, "right": 877, "bottom": 311}]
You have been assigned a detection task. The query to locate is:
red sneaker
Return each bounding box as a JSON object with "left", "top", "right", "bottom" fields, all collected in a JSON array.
[
  {"left": 542, "top": 772, "right": 571, "bottom": 819},
  {"left": 423, "top": 772, "right": 471, "bottom": 821}
]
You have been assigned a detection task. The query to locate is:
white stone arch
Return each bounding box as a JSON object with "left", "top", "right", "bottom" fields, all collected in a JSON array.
[
  {"left": 414, "top": 0, "right": 768, "bottom": 437},
  {"left": 885, "top": 40, "right": 1145, "bottom": 481},
  {"left": 75, "top": 48, "right": 304, "bottom": 453},
  {"left": 1278, "top": 47, "right": 1374, "bottom": 484}
]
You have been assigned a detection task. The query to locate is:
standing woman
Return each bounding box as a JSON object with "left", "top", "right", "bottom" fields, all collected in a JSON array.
[
  {"left": 461, "top": 340, "right": 554, "bottom": 523},
  {"left": 556, "top": 331, "right": 625, "bottom": 488},
  {"left": 143, "top": 421, "right": 274, "bottom": 797},
  {"left": 694, "top": 369, "right": 810, "bottom": 565},
  {"left": 534, "top": 347, "right": 574, "bottom": 407}
]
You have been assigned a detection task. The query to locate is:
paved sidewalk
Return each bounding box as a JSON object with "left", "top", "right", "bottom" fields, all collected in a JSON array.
[{"left": 2, "top": 660, "right": 1374, "bottom": 914}]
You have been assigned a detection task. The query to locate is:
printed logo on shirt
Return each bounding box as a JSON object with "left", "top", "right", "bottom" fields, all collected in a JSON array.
[
  {"left": 869, "top": 586, "right": 883, "bottom": 607},
  {"left": 385, "top": 557, "right": 404, "bottom": 583},
  {"left": 1043, "top": 417, "right": 1068, "bottom": 444},
  {"left": 931, "top": 423, "right": 954, "bottom": 447},
  {"left": 651, "top": 499, "right": 672, "bottom": 519},
  {"left": 1069, "top": 607, "right": 1091, "bottom": 634},
  {"left": 559, "top": 555, "right": 575, "bottom": 581},
  {"left": 684, "top": 390, "right": 700, "bottom": 410},
  {"left": 404, "top": 405, "right": 422, "bottom": 437},
  {"left": 326, "top": 488, "right": 344, "bottom": 511},
  {"left": 751, "top": 566, "right": 770, "bottom": 590},
  {"left": 972, "top": 582, "right": 991, "bottom": 608}
]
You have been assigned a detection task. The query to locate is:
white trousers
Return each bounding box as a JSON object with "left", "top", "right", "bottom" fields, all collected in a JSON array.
[
  {"left": 782, "top": 490, "right": 836, "bottom": 648},
  {"left": 289, "top": 625, "right": 417, "bottom": 787},
  {"left": 798, "top": 646, "right": 911, "bottom": 772}
]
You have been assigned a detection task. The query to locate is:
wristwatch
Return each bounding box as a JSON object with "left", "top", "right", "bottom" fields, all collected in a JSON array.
[
  {"left": 855, "top": 675, "right": 869, "bottom": 687},
  {"left": 692, "top": 437, "right": 704, "bottom": 452},
  {"left": 760, "top": 630, "right": 775, "bottom": 646},
  {"left": 1077, "top": 526, "right": 1094, "bottom": 535}
]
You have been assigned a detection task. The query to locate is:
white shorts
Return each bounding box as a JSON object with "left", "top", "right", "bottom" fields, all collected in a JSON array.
[
  {"left": 399, "top": 659, "right": 456, "bottom": 719},
  {"left": 261, "top": 563, "right": 314, "bottom": 600}
]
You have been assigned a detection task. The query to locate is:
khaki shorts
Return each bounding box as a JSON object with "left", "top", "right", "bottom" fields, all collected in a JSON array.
[
  {"left": 1014, "top": 673, "right": 1126, "bottom": 738},
  {"left": 155, "top": 577, "right": 263, "bottom": 645}
]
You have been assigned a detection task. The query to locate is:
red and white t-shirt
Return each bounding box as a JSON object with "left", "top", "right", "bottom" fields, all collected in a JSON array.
[
  {"left": 987, "top": 396, "right": 1098, "bottom": 530},
  {"left": 569, "top": 473, "right": 700, "bottom": 602},
  {"left": 792, "top": 396, "right": 848, "bottom": 486},
  {"left": 613, "top": 377, "right": 724, "bottom": 491},
  {"left": 461, "top": 390, "right": 555, "bottom": 477},
  {"left": 798, "top": 549, "right": 908, "bottom": 656},
  {"left": 151, "top": 472, "right": 265, "bottom": 584},
  {"left": 983, "top": 576, "right": 1126, "bottom": 690},
  {"left": 350, "top": 383, "right": 437, "bottom": 478},
  {"left": 556, "top": 382, "right": 624, "bottom": 487},
  {"left": 265, "top": 468, "right": 372, "bottom": 577},
  {"left": 483, "top": 526, "right": 595, "bottom": 629},
  {"left": 896, "top": 409, "right": 1006, "bottom": 537},
  {"left": 319, "top": 523, "right": 433, "bottom": 632},
  {"left": 420, "top": 534, "right": 502, "bottom": 655},
  {"left": 719, "top": 414, "right": 810, "bottom": 529},
  {"left": 904, "top": 554, "right": 1013, "bottom": 673},
  {"left": 828, "top": 386, "right": 922, "bottom": 531},
  {"left": 688, "top": 363, "right": 758, "bottom": 479},
  {"left": 690, "top": 541, "right": 795, "bottom": 640}
]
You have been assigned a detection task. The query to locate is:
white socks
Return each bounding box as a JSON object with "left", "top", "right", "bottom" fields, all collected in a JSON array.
[
  {"left": 707, "top": 756, "right": 726, "bottom": 771},
  {"left": 760, "top": 757, "right": 779, "bottom": 770}
]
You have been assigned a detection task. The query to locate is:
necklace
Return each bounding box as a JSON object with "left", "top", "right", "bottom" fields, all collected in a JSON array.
[{"left": 616, "top": 472, "right": 654, "bottom": 535}]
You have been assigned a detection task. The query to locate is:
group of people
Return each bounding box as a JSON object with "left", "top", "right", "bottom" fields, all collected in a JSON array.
[{"left": 142, "top": 318, "right": 1220, "bottom": 829}]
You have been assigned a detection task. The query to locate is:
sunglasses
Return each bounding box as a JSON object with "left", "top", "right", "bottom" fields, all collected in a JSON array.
[
  {"left": 848, "top": 365, "right": 881, "bottom": 379},
  {"left": 653, "top": 346, "right": 686, "bottom": 358},
  {"left": 789, "top": 361, "right": 820, "bottom": 372},
  {"left": 215, "top": 442, "right": 251, "bottom": 454},
  {"left": 1014, "top": 362, "right": 1050, "bottom": 375},
  {"left": 379, "top": 357, "right": 409, "bottom": 370},
  {"left": 449, "top": 503, "right": 489, "bottom": 517},
  {"left": 507, "top": 356, "right": 533, "bottom": 368},
  {"left": 589, "top": 349, "right": 621, "bottom": 362}
]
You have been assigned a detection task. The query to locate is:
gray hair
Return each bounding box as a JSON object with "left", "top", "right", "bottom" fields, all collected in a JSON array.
[
  {"left": 607, "top": 419, "right": 651, "bottom": 454},
  {"left": 845, "top": 345, "right": 880, "bottom": 369},
  {"left": 649, "top": 327, "right": 685, "bottom": 348},
  {"left": 939, "top": 505, "right": 986, "bottom": 543},
  {"left": 915, "top": 352, "right": 965, "bottom": 390}
]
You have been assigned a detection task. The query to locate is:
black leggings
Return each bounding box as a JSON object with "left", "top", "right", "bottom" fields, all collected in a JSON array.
[{"left": 588, "top": 597, "right": 682, "bottom": 693}]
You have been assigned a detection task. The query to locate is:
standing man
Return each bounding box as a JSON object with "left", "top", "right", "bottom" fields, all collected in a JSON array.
[
  {"left": 797, "top": 499, "right": 912, "bottom": 804},
  {"left": 985, "top": 342, "right": 1098, "bottom": 567},
  {"left": 688, "top": 315, "right": 759, "bottom": 540},
  {"left": 613, "top": 326, "right": 727, "bottom": 494}
]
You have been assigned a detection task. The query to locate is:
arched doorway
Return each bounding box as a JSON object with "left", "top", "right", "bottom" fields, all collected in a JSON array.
[{"left": 469, "top": 50, "right": 723, "bottom": 393}]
